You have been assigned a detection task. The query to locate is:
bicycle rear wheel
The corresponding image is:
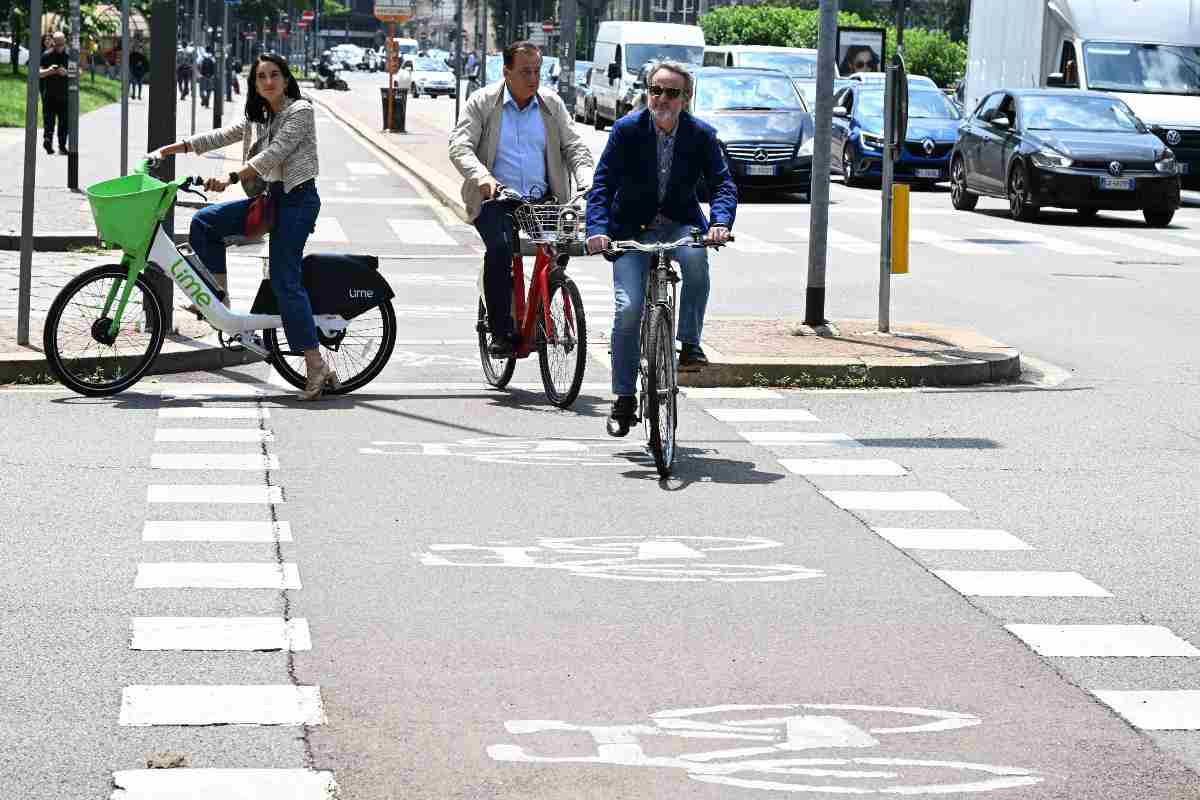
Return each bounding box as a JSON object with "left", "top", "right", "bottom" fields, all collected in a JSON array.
[
  {"left": 477, "top": 298, "right": 515, "bottom": 388},
  {"left": 644, "top": 305, "right": 677, "bottom": 477},
  {"left": 43, "top": 263, "right": 166, "bottom": 396},
  {"left": 537, "top": 278, "right": 587, "bottom": 408},
  {"left": 264, "top": 301, "right": 397, "bottom": 393}
]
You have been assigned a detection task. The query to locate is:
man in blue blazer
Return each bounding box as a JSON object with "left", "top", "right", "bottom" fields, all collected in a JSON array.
[{"left": 586, "top": 60, "right": 737, "bottom": 435}]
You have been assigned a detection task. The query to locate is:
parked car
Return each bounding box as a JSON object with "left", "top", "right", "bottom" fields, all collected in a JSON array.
[
  {"left": 483, "top": 53, "right": 503, "bottom": 85},
  {"left": 690, "top": 66, "right": 815, "bottom": 195},
  {"left": 573, "top": 60, "right": 595, "bottom": 122},
  {"left": 831, "top": 81, "right": 962, "bottom": 187},
  {"left": 0, "top": 38, "right": 29, "bottom": 67},
  {"left": 950, "top": 88, "right": 1180, "bottom": 225},
  {"left": 408, "top": 57, "right": 457, "bottom": 98},
  {"left": 361, "top": 48, "right": 383, "bottom": 71},
  {"left": 847, "top": 72, "right": 939, "bottom": 89},
  {"left": 793, "top": 78, "right": 853, "bottom": 109},
  {"left": 541, "top": 56, "right": 561, "bottom": 84}
]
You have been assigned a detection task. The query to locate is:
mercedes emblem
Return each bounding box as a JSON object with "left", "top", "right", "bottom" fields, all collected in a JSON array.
[
  {"left": 753, "top": 148, "right": 767, "bottom": 162},
  {"left": 922, "top": 138, "right": 935, "bottom": 155},
  {"left": 1166, "top": 129, "right": 1182, "bottom": 146},
  {"left": 1108, "top": 161, "right": 1123, "bottom": 176}
]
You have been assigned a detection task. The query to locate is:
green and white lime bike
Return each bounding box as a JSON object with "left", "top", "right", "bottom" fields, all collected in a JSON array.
[{"left": 43, "top": 158, "right": 398, "bottom": 396}]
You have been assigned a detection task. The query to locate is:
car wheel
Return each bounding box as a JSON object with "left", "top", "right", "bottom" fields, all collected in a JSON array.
[
  {"left": 842, "top": 144, "right": 860, "bottom": 188},
  {"left": 1076, "top": 207, "right": 1099, "bottom": 221},
  {"left": 1007, "top": 162, "right": 1039, "bottom": 221},
  {"left": 950, "top": 156, "right": 978, "bottom": 211},
  {"left": 1143, "top": 206, "right": 1175, "bottom": 227}
]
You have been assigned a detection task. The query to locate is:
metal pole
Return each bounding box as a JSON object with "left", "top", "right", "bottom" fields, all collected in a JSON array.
[
  {"left": 453, "top": 0, "right": 463, "bottom": 122},
  {"left": 878, "top": 0, "right": 905, "bottom": 332},
  {"left": 215, "top": 1, "right": 227, "bottom": 127},
  {"left": 804, "top": 0, "right": 838, "bottom": 326},
  {"left": 120, "top": 0, "right": 131, "bottom": 175},
  {"left": 191, "top": 0, "right": 199, "bottom": 134},
  {"left": 17, "top": 0, "right": 43, "bottom": 346},
  {"left": 67, "top": 0, "right": 80, "bottom": 190},
  {"left": 147, "top": 0, "right": 177, "bottom": 331},
  {"left": 387, "top": 22, "right": 396, "bottom": 131},
  {"left": 560, "top": 0, "right": 576, "bottom": 110}
]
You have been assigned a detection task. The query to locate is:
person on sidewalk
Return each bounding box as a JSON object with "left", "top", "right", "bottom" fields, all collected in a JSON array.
[
  {"left": 585, "top": 60, "right": 737, "bottom": 436},
  {"left": 38, "top": 32, "right": 70, "bottom": 156},
  {"left": 177, "top": 46, "right": 192, "bottom": 99},
  {"left": 151, "top": 53, "right": 334, "bottom": 401},
  {"left": 129, "top": 45, "right": 148, "bottom": 100},
  {"left": 198, "top": 48, "right": 216, "bottom": 108},
  {"left": 225, "top": 52, "right": 241, "bottom": 102},
  {"left": 448, "top": 40, "right": 594, "bottom": 358}
]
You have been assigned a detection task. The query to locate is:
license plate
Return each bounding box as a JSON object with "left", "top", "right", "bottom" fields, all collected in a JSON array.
[
  {"left": 915, "top": 168, "right": 942, "bottom": 179},
  {"left": 1180, "top": 163, "right": 1191, "bottom": 175},
  {"left": 1100, "top": 177, "right": 1134, "bottom": 190},
  {"left": 745, "top": 164, "right": 776, "bottom": 176}
]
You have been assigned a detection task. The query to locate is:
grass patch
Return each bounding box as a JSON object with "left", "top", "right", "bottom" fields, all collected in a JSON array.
[
  {"left": 749, "top": 370, "right": 913, "bottom": 390},
  {"left": 0, "top": 66, "right": 123, "bottom": 127}
]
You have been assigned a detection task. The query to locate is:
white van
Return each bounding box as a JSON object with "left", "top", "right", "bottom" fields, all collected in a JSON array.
[
  {"left": 589, "top": 21, "right": 706, "bottom": 130},
  {"left": 391, "top": 37, "right": 419, "bottom": 67}
]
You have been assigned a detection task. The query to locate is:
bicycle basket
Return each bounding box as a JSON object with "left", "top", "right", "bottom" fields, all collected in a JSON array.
[
  {"left": 86, "top": 173, "right": 171, "bottom": 255},
  {"left": 513, "top": 203, "right": 586, "bottom": 245}
]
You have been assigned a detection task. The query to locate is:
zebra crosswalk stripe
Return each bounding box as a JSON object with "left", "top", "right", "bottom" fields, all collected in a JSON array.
[
  {"left": 977, "top": 227, "right": 1114, "bottom": 256},
  {"left": 388, "top": 219, "right": 459, "bottom": 246},
  {"left": 909, "top": 228, "right": 1007, "bottom": 255},
  {"left": 1074, "top": 228, "right": 1200, "bottom": 258}
]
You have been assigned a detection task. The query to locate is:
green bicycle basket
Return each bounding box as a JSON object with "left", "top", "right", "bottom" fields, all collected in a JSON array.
[{"left": 86, "top": 173, "right": 172, "bottom": 255}]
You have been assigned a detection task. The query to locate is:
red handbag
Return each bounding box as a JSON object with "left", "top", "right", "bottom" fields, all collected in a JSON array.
[{"left": 244, "top": 191, "right": 275, "bottom": 238}]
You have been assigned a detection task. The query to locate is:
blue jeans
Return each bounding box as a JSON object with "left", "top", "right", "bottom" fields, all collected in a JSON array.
[
  {"left": 610, "top": 221, "right": 710, "bottom": 396},
  {"left": 188, "top": 181, "right": 321, "bottom": 352},
  {"left": 472, "top": 198, "right": 519, "bottom": 337}
]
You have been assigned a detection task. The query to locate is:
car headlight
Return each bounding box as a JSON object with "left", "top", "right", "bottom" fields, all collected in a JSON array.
[
  {"left": 1155, "top": 149, "right": 1178, "bottom": 174},
  {"left": 860, "top": 132, "right": 884, "bottom": 151},
  {"left": 798, "top": 138, "right": 814, "bottom": 157},
  {"left": 1030, "top": 149, "right": 1073, "bottom": 169}
]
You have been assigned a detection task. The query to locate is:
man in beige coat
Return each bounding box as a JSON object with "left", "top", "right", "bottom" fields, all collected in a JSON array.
[{"left": 449, "top": 41, "right": 594, "bottom": 357}]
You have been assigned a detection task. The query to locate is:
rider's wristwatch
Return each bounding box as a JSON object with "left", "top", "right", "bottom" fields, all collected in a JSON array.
[{"left": 228, "top": 171, "right": 240, "bottom": 185}]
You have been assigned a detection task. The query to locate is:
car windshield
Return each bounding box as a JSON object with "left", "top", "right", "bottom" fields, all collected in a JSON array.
[
  {"left": 1021, "top": 94, "right": 1145, "bottom": 132},
  {"left": 541, "top": 56, "right": 559, "bottom": 80},
  {"left": 856, "top": 90, "right": 886, "bottom": 121},
  {"left": 575, "top": 61, "right": 591, "bottom": 80},
  {"left": 909, "top": 90, "right": 961, "bottom": 119},
  {"left": 1083, "top": 42, "right": 1200, "bottom": 95},
  {"left": 413, "top": 58, "right": 444, "bottom": 71},
  {"left": 626, "top": 44, "right": 704, "bottom": 71},
  {"left": 695, "top": 73, "right": 801, "bottom": 111},
  {"left": 735, "top": 50, "right": 817, "bottom": 78},
  {"left": 486, "top": 54, "right": 502, "bottom": 82}
]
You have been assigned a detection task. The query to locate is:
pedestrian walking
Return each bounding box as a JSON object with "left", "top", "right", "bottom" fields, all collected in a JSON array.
[
  {"left": 177, "top": 45, "right": 192, "bottom": 99},
  {"left": 198, "top": 48, "right": 216, "bottom": 107},
  {"left": 225, "top": 52, "right": 241, "bottom": 101},
  {"left": 448, "top": 40, "right": 594, "bottom": 358},
  {"left": 38, "top": 31, "right": 70, "bottom": 156},
  {"left": 151, "top": 53, "right": 333, "bottom": 400},
  {"left": 129, "top": 45, "right": 148, "bottom": 100}
]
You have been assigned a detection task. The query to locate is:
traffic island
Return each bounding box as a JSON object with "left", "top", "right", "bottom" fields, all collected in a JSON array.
[{"left": 686, "top": 318, "right": 1020, "bottom": 388}]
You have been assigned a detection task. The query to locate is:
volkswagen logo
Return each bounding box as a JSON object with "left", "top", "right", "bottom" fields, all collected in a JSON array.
[
  {"left": 1108, "top": 161, "right": 1123, "bottom": 176},
  {"left": 753, "top": 148, "right": 767, "bottom": 162},
  {"left": 1166, "top": 129, "right": 1182, "bottom": 146},
  {"left": 922, "top": 138, "right": 935, "bottom": 155}
]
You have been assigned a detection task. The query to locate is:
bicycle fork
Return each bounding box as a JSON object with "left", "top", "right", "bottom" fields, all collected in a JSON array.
[{"left": 638, "top": 259, "right": 679, "bottom": 426}]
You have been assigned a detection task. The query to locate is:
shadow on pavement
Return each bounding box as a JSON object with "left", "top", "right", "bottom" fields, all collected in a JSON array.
[
  {"left": 855, "top": 437, "right": 999, "bottom": 449},
  {"left": 617, "top": 447, "right": 787, "bottom": 488}
]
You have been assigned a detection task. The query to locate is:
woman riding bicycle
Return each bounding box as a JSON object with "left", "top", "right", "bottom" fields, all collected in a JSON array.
[{"left": 152, "top": 53, "right": 333, "bottom": 400}]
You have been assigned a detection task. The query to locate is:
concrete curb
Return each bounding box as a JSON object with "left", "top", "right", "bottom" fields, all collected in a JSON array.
[
  {"left": 0, "top": 232, "right": 101, "bottom": 251},
  {"left": 0, "top": 333, "right": 264, "bottom": 385}
]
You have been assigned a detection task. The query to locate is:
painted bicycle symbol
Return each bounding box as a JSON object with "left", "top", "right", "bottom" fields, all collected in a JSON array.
[
  {"left": 363, "top": 436, "right": 663, "bottom": 467},
  {"left": 488, "top": 702, "right": 1042, "bottom": 794},
  {"left": 415, "top": 535, "right": 825, "bottom": 583}
]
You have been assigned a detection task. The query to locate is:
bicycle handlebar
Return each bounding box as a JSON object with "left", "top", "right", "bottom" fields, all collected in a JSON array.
[
  {"left": 484, "top": 184, "right": 589, "bottom": 208},
  {"left": 603, "top": 233, "right": 734, "bottom": 256}
]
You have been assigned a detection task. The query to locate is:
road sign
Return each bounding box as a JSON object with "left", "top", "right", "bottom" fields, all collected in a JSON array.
[
  {"left": 301, "top": 9, "right": 314, "bottom": 20},
  {"left": 542, "top": 19, "right": 554, "bottom": 32},
  {"left": 375, "top": 0, "right": 414, "bottom": 23},
  {"left": 297, "top": 20, "right": 308, "bottom": 28}
]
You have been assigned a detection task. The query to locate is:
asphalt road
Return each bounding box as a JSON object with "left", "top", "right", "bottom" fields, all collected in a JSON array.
[{"left": 4, "top": 77, "right": 1200, "bottom": 799}]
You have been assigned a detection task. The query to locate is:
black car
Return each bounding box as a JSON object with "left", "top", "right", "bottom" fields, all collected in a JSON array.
[
  {"left": 690, "top": 66, "right": 815, "bottom": 194},
  {"left": 950, "top": 89, "right": 1180, "bottom": 226}
]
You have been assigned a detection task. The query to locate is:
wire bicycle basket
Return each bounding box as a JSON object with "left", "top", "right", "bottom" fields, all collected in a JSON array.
[{"left": 513, "top": 202, "right": 587, "bottom": 246}]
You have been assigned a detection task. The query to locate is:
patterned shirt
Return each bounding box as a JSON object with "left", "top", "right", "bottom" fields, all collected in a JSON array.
[{"left": 652, "top": 121, "right": 678, "bottom": 226}]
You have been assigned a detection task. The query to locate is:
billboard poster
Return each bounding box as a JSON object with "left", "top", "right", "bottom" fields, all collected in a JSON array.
[{"left": 836, "top": 27, "right": 886, "bottom": 76}]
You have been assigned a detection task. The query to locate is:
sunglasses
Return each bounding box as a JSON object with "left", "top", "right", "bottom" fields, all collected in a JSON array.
[{"left": 648, "top": 85, "right": 683, "bottom": 99}]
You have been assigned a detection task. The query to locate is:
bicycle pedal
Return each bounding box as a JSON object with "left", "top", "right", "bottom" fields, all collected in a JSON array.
[{"left": 228, "top": 332, "right": 270, "bottom": 358}]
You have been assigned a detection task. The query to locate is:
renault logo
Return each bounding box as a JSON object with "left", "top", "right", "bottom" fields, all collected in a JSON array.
[
  {"left": 753, "top": 148, "right": 767, "bottom": 162},
  {"left": 1108, "top": 161, "right": 1123, "bottom": 176},
  {"left": 1166, "top": 129, "right": 1182, "bottom": 146},
  {"left": 922, "top": 138, "right": 935, "bottom": 155}
]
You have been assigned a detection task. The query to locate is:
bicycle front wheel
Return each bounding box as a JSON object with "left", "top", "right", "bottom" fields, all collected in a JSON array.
[
  {"left": 644, "top": 305, "right": 677, "bottom": 477},
  {"left": 477, "top": 298, "right": 515, "bottom": 388},
  {"left": 537, "top": 278, "right": 587, "bottom": 408},
  {"left": 264, "top": 301, "right": 397, "bottom": 394},
  {"left": 43, "top": 264, "right": 166, "bottom": 396}
]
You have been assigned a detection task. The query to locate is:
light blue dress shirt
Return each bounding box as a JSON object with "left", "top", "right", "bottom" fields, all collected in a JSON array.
[{"left": 492, "top": 86, "right": 548, "bottom": 199}]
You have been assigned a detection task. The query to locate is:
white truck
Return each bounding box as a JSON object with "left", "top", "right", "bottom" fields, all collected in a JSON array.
[{"left": 965, "top": 0, "right": 1200, "bottom": 185}]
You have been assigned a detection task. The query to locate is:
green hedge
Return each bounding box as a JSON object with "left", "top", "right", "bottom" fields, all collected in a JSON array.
[{"left": 699, "top": 7, "right": 966, "bottom": 88}]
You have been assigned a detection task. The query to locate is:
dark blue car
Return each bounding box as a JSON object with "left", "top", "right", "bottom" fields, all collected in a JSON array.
[{"left": 830, "top": 81, "right": 962, "bottom": 187}]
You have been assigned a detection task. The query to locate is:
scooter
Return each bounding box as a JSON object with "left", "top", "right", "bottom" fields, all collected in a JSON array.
[{"left": 313, "top": 61, "right": 349, "bottom": 91}]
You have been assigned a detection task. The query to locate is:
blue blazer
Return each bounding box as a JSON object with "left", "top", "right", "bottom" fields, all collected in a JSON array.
[{"left": 586, "top": 109, "right": 737, "bottom": 244}]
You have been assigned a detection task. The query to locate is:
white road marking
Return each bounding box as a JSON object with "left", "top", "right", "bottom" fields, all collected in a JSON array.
[
  {"left": 741, "top": 432, "right": 862, "bottom": 447},
  {"left": 682, "top": 387, "right": 781, "bottom": 399},
  {"left": 147, "top": 484, "right": 283, "bottom": 504},
  {"left": 131, "top": 617, "right": 312, "bottom": 651},
  {"left": 1092, "top": 690, "right": 1200, "bottom": 730},
  {"left": 158, "top": 407, "right": 268, "bottom": 419},
  {"left": 110, "top": 769, "right": 338, "bottom": 799},
  {"left": 787, "top": 226, "right": 877, "bottom": 254},
  {"left": 781, "top": 458, "right": 907, "bottom": 476},
  {"left": 118, "top": 685, "right": 324, "bottom": 726},
  {"left": 389, "top": 219, "right": 459, "bottom": 246},
  {"left": 319, "top": 196, "right": 431, "bottom": 205},
  {"left": 933, "top": 570, "right": 1111, "bottom": 597},
  {"left": 393, "top": 304, "right": 471, "bottom": 318},
  {"left": 909, "top": 228, "right": 1006, "bottom": 255},
  {"left": 822, "top": 491, "right": 967, "bottom": 511},
  {"left": 158, "top": 382, "right": 268, "bottom": 398},
  {"left": 728, "top": 232, "right": 791, "bottom": 254},
  {"left": 142, "top": 520, "right": 293, "bottom": 542},
  {"left": 1006, "top": 624, "right": 1200, "bottom": 657},
  {"left": 707, "top": 408, "right": 818, "bottom": 422},
  {"left": 310, "top": 217, "right": 349, "bottom": 242},
  {"left": 156, "top": 428, "right": 273, "bottom": 442},
  {"left": 1075, "top": 228, "right": 1200, "bottom": 258},
  {"left": 151, "top": 453, "right": 279, "bottom": 470},
  {"left": 135, "top": 562, "right": 301, "bottom": 589},
  {"left": 345, "top": 161, "right": 389, "bottom": 175},
  {"left": 635, "top": 540, "right": 706, "bottom": 560},
  {"left": 871, "top": 528, "right": 1032, "bottom": 550},
  {"left": 977, "top": 227, "right": 1114, "bottom": 256}
]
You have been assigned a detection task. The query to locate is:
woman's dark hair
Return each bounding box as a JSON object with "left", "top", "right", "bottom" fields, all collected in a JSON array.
[
  {"left": 245, "top": 53, "right": 302, "bottom": 123},
  {"left": 841, "top": 44, "right": 879, "bottom": 75}
]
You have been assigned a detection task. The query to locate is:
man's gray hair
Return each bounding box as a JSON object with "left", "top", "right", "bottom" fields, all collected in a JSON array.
[{"left": 646, "top": 60, "right": 694, "bottom": 98}]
